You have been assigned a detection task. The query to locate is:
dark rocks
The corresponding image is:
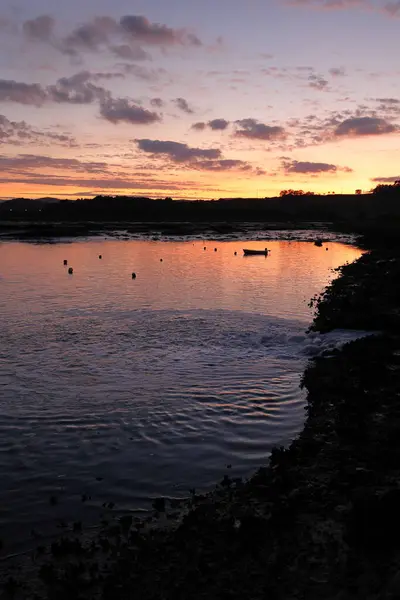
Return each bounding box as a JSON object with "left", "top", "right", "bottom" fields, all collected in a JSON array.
[{"left": 152, "top": 497, "right": 166, "bottom": 512}]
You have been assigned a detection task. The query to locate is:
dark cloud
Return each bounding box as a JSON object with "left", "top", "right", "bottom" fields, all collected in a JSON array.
[
  {"left": 282, "top": 159, "right": 352, "bottom": 174},
  {"left": 208, "top": 118, "right": 229, "bottom": 130},
  {"left": 48, "top": 71, "right": 107, "bottom": 104},
  {"left": 90, "top": 72, "right": 125, "bottom": 81},
  {"left": 23, "top": 15, "right": 54, "bottom": 41},
  {"left": 0, "top": 73, "right": 108, "bottom": 106},
  {"left": 371, "top": 175, "right": 400, "bottom": 183},
  {"left": 235, "top": 118, "right": 286, "bottom": 141},
  {"left": 120, "top": 15, "right": 201, "bottom": 46},
  {"left": 100, "top": 98, "right": 161, "bottom": 124},
  {"left": 117, "top": 63, "right": 166, "bottom": 81},
  {"left": 174, "top": 97, "right": 194, "bottom": 114},
  {"left": 308, "top": 73, "right": 329, "bottom": 90},
  {"left": 193, "top": 159, "right": 252, "bottom": 172},
  {"left": 0, "top": 114, "right": 77, "bottom": 147},
  {"left": 0, "top": 79, "right": 47, "bottom": 106},
  {"left": 150, "top": 97, "right": 164, "bottom": 108},
  {"left": 284, "top": 106, "right": 399, "bottom": 150},
  {"left": 110, "top": 44, "right": 150, "bottom": 60},
  {"left": 334, "top": 116, "right": 397, "bottom": 136},
  {"left": 191, "top": 122, "right": 206, "bottom": 131},
  {"left": 0, "top": 154, "right": 108, "bottom": 173},
  {"left": 135, "top": 138, "right": 263, "bottom": 174},
  {"left": 21, "top": 14, "right": 202, "bottom": 62},
  {"left": 0, "top": 115, "right": 34, "bottom": 143},
  {"left": 191, "top": 119, "right": 230, "bottom": 132},
  {"left": 63, "top": 17, "right": 117, "bottom": 53},
  {"left": 375, "top": 97, "right": 400, "bottom": 105},
  {"left": 136, "top": 139, "right": 220, "bottom": 162}
]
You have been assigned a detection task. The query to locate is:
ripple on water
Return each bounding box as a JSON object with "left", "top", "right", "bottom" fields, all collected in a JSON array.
[{"left": 0, "top": 239, "right": 364, "bottom": 551}]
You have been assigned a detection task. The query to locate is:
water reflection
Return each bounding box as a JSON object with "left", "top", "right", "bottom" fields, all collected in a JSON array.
[{"left": 0, "top": 238, "right": 362, "bottom": 551}]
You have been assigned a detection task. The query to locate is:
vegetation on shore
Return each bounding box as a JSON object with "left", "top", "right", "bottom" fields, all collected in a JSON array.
[
  {"left": 0, "top": 183, "right": 399, "bottom": 233},
  {"left": 2, "top": 234, "right": 400, "bottom": 599}
]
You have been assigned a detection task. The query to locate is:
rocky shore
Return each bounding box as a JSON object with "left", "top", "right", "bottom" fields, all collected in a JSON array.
[{"left": 2, "top": 246, "right": 400, "bottom": 599}]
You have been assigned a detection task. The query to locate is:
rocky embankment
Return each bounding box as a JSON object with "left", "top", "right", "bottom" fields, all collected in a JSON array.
[{"left": 2, "top": 248, "right": 400, "bottom": 600}]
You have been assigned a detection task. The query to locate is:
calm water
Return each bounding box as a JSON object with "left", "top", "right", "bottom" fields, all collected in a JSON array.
[{"left": 0, "top": 238, "right": 362, "bottom": 551}]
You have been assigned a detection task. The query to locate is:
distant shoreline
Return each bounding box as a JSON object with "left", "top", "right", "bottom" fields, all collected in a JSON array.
[{"left": 0, "top": 220, "right": 355, "bottom": 243}]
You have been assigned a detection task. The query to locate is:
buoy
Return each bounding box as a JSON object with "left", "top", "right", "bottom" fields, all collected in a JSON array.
[
  {"left": 326, "top": 248, "right": 328, "bottom": 251},
  {"left": 99, "top": 255, "right": 102, "bottom": 259},
  {"left": 160, "top": 259, "right": 163, "bottom": 262},
  {"left": 68, "top": 267, "right": 73, "bottom": 274},
  {"left": 204, "top": 247, "right": 206, "bottom": 250},
  {"left": 214, "top": 248, "right": 217, "bottom": 252},
  {"left": 63, "top": 259, "right": 68, "bottom": 265},
  {"left": 132, "top": 272, "right": 136, "bottom": 279},
  {"left": 234, "top": 251, "right": 237, "bottom": 256}
]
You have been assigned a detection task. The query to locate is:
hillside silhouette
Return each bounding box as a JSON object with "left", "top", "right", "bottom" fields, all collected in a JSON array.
[{"left": 1, "top": 182, "right": 399, "bottom": 243}]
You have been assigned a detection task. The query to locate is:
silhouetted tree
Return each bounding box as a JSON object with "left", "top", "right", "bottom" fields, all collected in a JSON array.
[
  {"left": 279, "top": 189, "right": 315, "bottom": 197},
  {"left": 372, "top": 181, "right": 400, "bottom": 195}
]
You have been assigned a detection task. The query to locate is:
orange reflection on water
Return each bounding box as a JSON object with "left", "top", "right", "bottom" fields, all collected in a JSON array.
[{"left": 0, "top": 238, "right": 362, "bottom": 324}]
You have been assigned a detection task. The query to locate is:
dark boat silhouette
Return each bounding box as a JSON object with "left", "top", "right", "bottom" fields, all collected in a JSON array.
[{"left": 243, "top": 248, "right": 269, "bottom": 256}]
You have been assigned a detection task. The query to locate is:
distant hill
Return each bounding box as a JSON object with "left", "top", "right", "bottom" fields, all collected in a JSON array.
[{"left": 36, "top": 197, "right": 61, "bottom": 204}]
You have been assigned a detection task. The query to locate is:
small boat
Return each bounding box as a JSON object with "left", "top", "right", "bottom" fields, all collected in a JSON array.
[
  {"left": 243, "top": 248, "right": 269, "bottom": 256},
  {"left": 314, "top": 239, "right": 323, "bottom": 247}
]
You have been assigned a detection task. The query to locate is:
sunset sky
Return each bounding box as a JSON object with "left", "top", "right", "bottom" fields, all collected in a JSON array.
[{"left": 0, "top": 0, "right": 399, "bottom": 199}]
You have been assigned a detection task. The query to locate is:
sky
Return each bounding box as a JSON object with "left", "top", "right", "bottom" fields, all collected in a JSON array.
[{"left": 0, "top": 0, "right": 399, "bottom": 199}]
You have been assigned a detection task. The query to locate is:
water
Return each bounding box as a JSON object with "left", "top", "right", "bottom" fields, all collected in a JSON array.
[{"left": 0, "top": 238, "right": 362, "bottom": 551}]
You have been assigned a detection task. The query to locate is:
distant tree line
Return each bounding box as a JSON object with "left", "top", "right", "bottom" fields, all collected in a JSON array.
[{"left": 0, "top": 182, "right": 399, "bottom": 225}]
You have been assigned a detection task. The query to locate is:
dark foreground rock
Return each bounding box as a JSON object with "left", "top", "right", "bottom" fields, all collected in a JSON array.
[{"left": 3, "top": 248, "right": 400, "bottom": 599}]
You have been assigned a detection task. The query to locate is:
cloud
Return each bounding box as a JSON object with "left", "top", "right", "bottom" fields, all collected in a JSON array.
[
  {"left": 282, "top": 158, "right": 352, "bottom": 174},
  {"left": 0, "top": 79, "right": 47, "bottom": 106},
  {"left": 286, "top": 0, "right": 367, "bottom": 10},
  {"left": 100, "top": 98, "right": 161, "bottom": 124},
  {"left": 329, "top": 67, "right": 346, "bottom": 77},
  {"left": 23, "top": 15, "right": 54, "bottom": 41},
  {"left": 191, "top": 120, "right": 230, "bottom": 131},
  {"left": 235, "top": 118, "right": 286, "bottom": 141},
  {"left": 284, "top": 106, "right": 400, "bottom": 150},
  {"left": 48, "top": 71, "right": 107, "bottom": 104},
  {"left": 370, "top": 175, "right": 400, "bottom": 182},
  {"left": 63, "top": 17, "right": 118, "bottom": 53},
  {"left": 136, "top": 139, "right": 221, "bottom": 162},
  {"left": 191, "top": 122, "right": 206, "bottom": 131},
  {"left": 0, "top": 154, "right": 108, "bottom": 173},
  {"left": 0, "top": 114, "right": 77, "bottom": 147},
  {"left": 308, "top": 73, "right": 329, "bottom": 90},
  {"left": 193, "top": 159, "right": 252, "bottom": 172},
  {"left": 150, "top": 97, "right": 164, "bottom": 107},
  {"left": 110, "top": 44, "right": 150, "bottom": 60},
  {"left": 334, "top": 116, "right": 397, "bottom": 136},
  {"left": 208, "top": 118, "right": 229, "bottom": 130},
  {"left": 119, "top": 15, "right": 201, "bottom": 46},
  {"left": 135, "top": 138, "right": 264, "bottom": 174},
  {"left": 375, "top": 97, "right": 400, "bottom": 105},
  {"left": 384, "top": 1, "right": 400, "bottom": 16},
  {"left": 0, "top": 73, "right": 108, "bottom": 106},
  {"left": 117, "top": 63, "right": 166, "bottom": 81},
  {"left": 174, "top": 97, "right": 194, "bottom": 114},
  {"left": 21, "top": 14, "right": 202, "bottom": 63},
  {"left": 287, "top": 0, "right": 400, "bottom": 17}
]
